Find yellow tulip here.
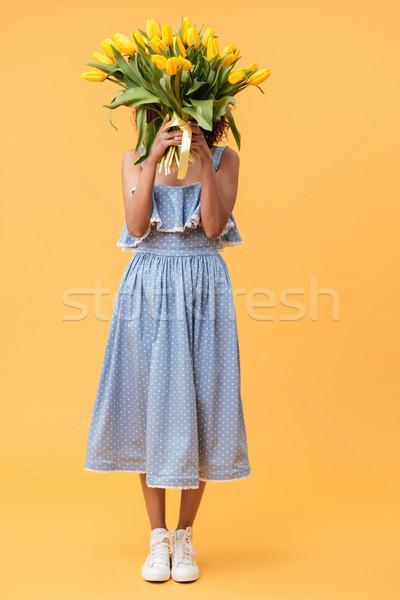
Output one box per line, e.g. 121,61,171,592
181,58,192,71
248,68,271,85
187,27,200,49
149,36,167,53
181,17,190,45
221,44,235,57
175,55,192,70
80,70,106,82
228,68,246,84
201,28,214,47
166,57,180,75
92,52,114,65
115,35,136,55
246,62,258,72
113,33,128,41
132,32,146,50
100,38,119,59
112,33,132,42
151,54,168,70
173,35,187,58
206,36,219,60
161,24,173,46
146,19,161,39
221,44,240,67
129,36,138,53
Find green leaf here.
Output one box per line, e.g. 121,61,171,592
135,116,163,165
177,17,184,41
217,81,238,96
135,106,147,152
106,89,126,131
225,105,241,150
218,62,236,88
202,55,210,80
186,78,208,96
135,52,154,83
103,86,159,109
85,62,122,77
150,74,175,111
128,53,156,93
110,45,139,85
173,68,182,103
159,77,181,114
215,62,233,88
182,98,213,130
213,96,236,120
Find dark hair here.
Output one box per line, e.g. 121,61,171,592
130,105,234,147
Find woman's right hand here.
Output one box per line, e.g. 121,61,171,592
147,113,183,164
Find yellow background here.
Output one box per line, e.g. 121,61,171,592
1,1,400,598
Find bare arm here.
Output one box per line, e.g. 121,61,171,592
121,114,183,238
121,148,157,238
200,147,239,238
188,120,240,239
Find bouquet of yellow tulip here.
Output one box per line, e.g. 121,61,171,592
80,16,271,179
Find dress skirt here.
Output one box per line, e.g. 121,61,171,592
84,190,251,490
85,239,250,488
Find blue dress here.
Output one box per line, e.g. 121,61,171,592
84,145,251,489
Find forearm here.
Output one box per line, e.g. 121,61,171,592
125,157,158,238
199,157,230,238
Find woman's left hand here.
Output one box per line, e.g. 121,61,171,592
188,120,213,162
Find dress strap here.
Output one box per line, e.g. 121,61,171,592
212,146,227,171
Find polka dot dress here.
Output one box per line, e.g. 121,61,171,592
84,146,251,489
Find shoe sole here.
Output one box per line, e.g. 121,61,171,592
171,571,200,582
141,569,170,582
142,574,170,582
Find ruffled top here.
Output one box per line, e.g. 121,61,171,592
117,145,243,253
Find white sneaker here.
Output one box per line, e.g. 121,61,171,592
141,527,172,582
171,526,200,582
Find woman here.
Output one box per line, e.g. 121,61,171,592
84,108,251,583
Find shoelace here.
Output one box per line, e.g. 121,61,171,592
145,533,171,567
171,527,197,566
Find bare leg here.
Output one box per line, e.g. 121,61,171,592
139,473,167,530
176,481,207,529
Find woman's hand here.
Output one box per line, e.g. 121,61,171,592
188,120,213,162
147,113,183,164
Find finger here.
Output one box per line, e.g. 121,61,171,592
164,131,183,138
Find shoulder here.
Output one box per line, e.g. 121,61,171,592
219,146,240,171
122,147,142,165
220,145,239,163
121,148,143,176
121,147,143,192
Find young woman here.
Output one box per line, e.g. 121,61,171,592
84,108,251,583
